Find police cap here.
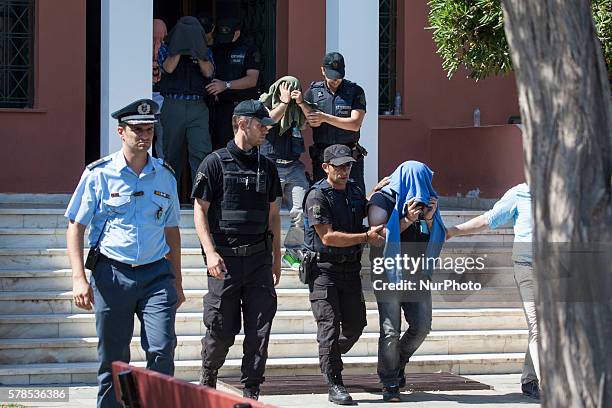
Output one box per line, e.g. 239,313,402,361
215,16,240,44
233,99,275,126
322,52,345,80
323,144,356,166
111,99,158,124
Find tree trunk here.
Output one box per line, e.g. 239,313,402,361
500,1,612,407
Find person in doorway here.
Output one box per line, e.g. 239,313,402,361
158,16,214,188
207,16,262,150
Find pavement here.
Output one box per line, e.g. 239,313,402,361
0,374,540,407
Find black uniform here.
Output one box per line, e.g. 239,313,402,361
303,178,368,376
210,39,262,150
304,79,367,192
192,140,281,387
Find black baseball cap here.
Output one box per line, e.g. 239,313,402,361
323,144,356,166
111,99,158,124
233,100,275,126
322,52,345,79
215,17,240,44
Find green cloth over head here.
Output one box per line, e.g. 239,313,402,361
259,76,309,136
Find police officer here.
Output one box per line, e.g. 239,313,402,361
192,100,282,400
65,99,185,408
207,16,262,150
303,144,385,405
297,52,367,193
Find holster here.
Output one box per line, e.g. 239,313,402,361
352,142,368,160
299,250,316,285
85,246,101,270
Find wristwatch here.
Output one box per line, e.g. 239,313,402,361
225,81,231,90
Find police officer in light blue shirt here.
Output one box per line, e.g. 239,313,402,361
446,182,541,400
65,98,184,408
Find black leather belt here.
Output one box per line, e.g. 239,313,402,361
99,253,163,269
215,239,268,257
316,251,362,264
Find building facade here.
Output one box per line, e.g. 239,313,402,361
0,0,524,198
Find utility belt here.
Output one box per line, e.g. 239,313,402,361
309,142,368,163
299,250,362,284
214,233,272,257
97,253,164,269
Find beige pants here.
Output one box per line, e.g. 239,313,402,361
514,263,540,384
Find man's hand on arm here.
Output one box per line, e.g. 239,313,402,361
445,214,490,240
314,224,384,248
164,226,185,308
162,54,181,74
194,198,227,280
66,220,94,310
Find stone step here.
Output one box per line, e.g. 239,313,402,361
0,330,528,366
0,208,492,230
0,245,515,269
0,266,517,291
0,308,527,339
0,284,522,315
0,353,525,385
0,226,514,248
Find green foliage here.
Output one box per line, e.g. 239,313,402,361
428,0,612,80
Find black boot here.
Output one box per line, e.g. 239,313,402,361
199,368,218,388
327,373,354,405
243,385,260,400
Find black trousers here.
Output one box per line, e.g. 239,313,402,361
311,144,365,193
201,250,277,386
309,261,367,375
210,100,239,151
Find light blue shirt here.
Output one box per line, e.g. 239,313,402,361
484,183,533,263
65,151,181,264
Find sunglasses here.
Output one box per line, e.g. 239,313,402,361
329,162,353,171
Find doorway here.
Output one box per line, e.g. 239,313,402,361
154,0,277,203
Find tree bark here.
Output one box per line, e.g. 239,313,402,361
500,1,612,407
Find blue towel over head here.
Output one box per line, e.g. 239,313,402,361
380,161,445,282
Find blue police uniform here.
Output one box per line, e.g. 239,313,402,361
65,99,181,408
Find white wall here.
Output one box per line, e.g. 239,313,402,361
326,0,379,191
100,0,153,155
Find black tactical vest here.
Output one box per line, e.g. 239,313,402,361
309,80,361,145
303,179,366,255
159,56,210,96
210,148,269,235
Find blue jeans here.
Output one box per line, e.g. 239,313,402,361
275,161,309,251
376,291,432,387
91,257,178,408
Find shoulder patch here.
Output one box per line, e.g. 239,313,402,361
311,204,322,219
161,160,175,174
86,156,112,170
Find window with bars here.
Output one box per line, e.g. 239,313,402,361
379,0,397,114
0,0,34,108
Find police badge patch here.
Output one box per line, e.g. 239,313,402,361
311,204,322,219
194,171,206,186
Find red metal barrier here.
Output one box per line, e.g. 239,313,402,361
112,362,276,408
